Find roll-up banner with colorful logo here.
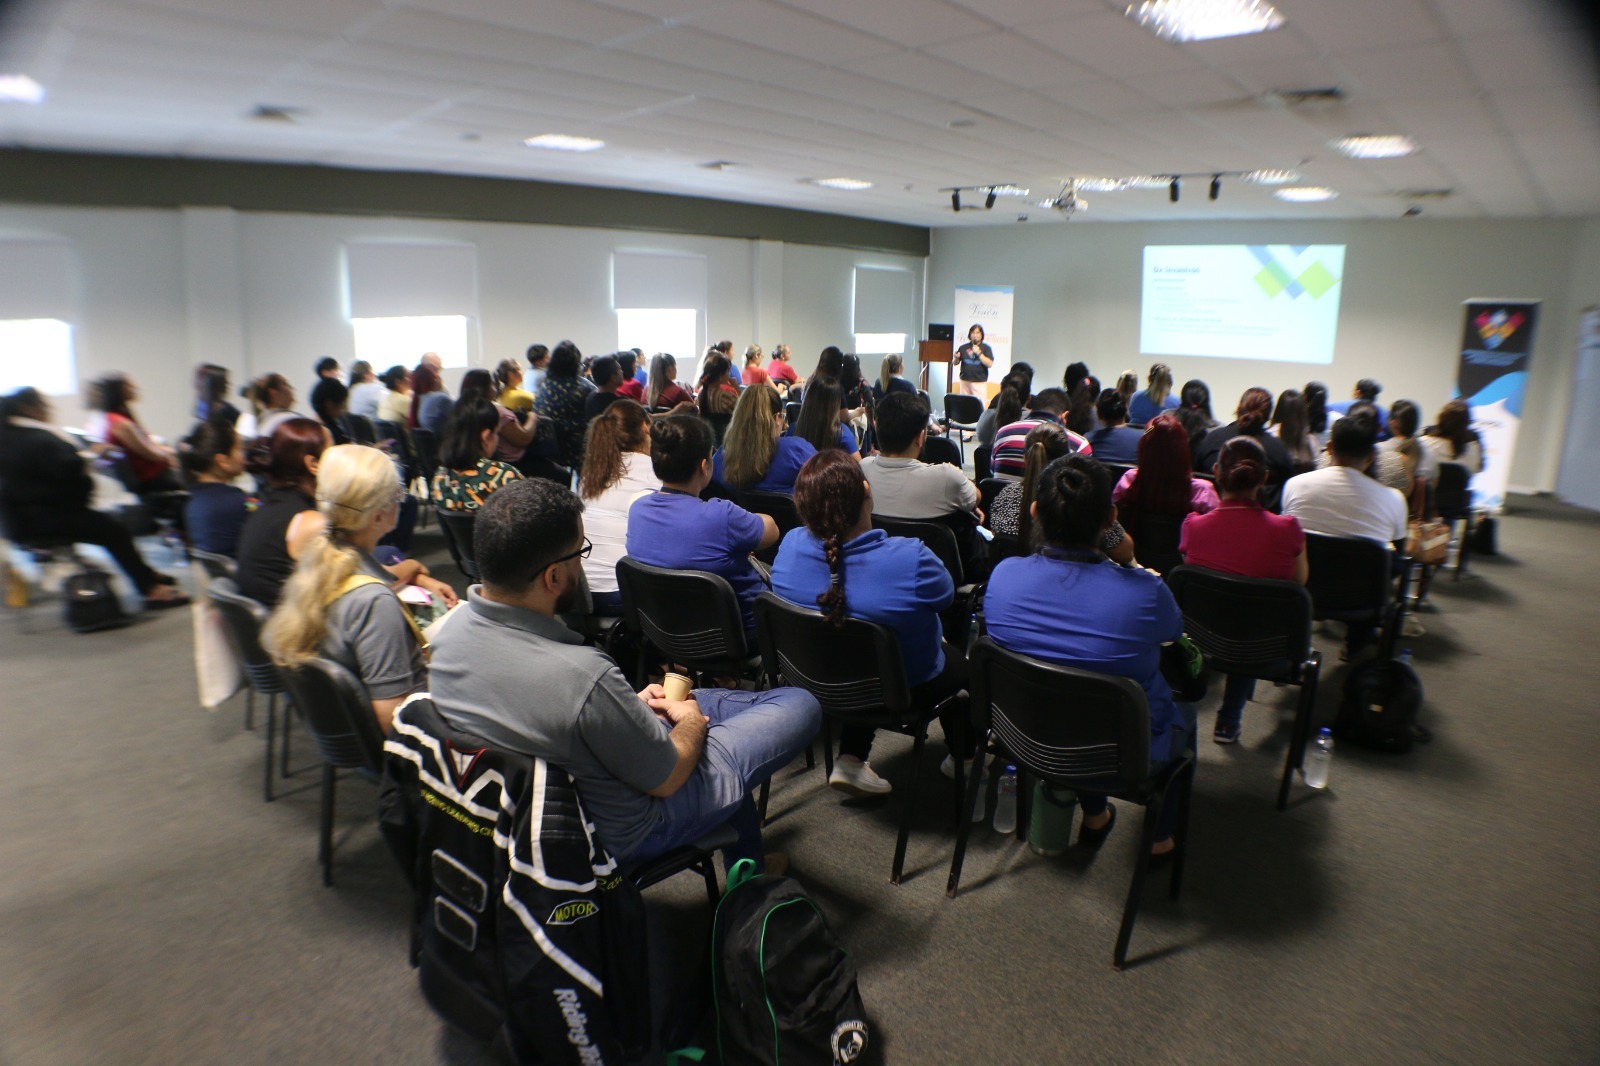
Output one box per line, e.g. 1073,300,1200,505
1458,299,1538,511
953,284,1015,390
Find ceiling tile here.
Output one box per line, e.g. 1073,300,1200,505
611,25,819,82
393,0,657,43
691,2,899,65
1024,11,1202,78
921,31,1104,90
357,9,578,65
1272,0,1446,51
775,0,992,49
1333,43,1478,100
1453,30,1599,93
841,47,1011,98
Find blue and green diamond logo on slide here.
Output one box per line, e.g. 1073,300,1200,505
1249,246,1339,299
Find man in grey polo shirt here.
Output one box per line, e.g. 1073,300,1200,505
861,392,982,523
427,478,819,873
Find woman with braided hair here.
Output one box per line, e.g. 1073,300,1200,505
770,450,972,797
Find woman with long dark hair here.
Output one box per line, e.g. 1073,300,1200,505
988,422,1135,564
985,454,1195,860
408,363,453,438
461,367,538,470
1174,379,1218,458
193,363,239,427
791,380,860,459
86,373,182,496
1113,415,1219,525
532,340,589,469
1179,436,1308,744
1420,399,1483,475
235,418,332,605
645,353,694,410
1269,389,1316,467
1303,381,1330,454
430,396,524,513
1193,387,1295,493
310,377,351,446
771,450,971,795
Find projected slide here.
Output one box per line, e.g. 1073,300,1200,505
1140,245,1346,364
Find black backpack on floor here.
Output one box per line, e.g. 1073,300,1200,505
64,565,132,633
1336,658,1423,753
711,860,869,1066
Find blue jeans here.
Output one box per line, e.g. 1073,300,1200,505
630,686,821,871
1078,702,1196,842
1215,674,1257,730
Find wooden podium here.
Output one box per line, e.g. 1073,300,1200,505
918,338,954,393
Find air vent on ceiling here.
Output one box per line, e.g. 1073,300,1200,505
948,118,977,129
1264,87,1345,106
699,160,741,170
249,105,306,123
1400,188,1454,200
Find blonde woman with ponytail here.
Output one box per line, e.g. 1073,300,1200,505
988,423,1136,564
577,399,660,615
263,444,429,734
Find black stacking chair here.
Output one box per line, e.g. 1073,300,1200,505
943,394,984,465
946,638,1195,970
1304,533,1406,660
1099,461,1135,488
755,592,961,884
738,490,801,565
410,429,440,525
1166,566,1323,810
973,444,993,481
347,414,377,445
1433,462,1473,580
784,402,801,426
918,435,962,468
189,548,235,581
435,508,480,581
615,557,760,686
872,514,978,643
1130,512,1185,575
277,657,387,886
208,578,292,801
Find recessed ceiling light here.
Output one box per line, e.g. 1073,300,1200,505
1242,168,1301,185
0,74,45,104
1126,175,1174,190
1076,178,1130,192
809,177,873,191
523,134,605,152
1331,134,1418,159
1126,0,1284,42
1275,186,1338,202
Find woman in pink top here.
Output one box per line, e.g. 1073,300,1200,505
1112,415,1219,539
1179,436,1308,744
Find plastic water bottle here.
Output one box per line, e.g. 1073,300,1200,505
1303,728,1334,789
993,765,1019,834
1398,648,1413,667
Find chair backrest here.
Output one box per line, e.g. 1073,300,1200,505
753,592,911,720
737,490,801,536
375,418,407,449
189,548,236,580
969,637,1150,786
944,393,984,425
1130,511,1185,575
973,444,992,480
207,577,283,693
616,556,749,666
918,435,962,467
1303,532,1393,621
1099,461,1134,487
435,508,480,581
871,514,965,586
784,402,801,426
978,478,1008,526
347,414,377,445
1434,461,1472,517
278,656,387,772
411,428,441,483
1166,565,1313,680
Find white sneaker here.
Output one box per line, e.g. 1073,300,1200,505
829,757,892,797
939,753,987,783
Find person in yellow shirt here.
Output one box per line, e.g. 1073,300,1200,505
495,359,535,415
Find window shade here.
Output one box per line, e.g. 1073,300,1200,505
613,251,707,309
853,266,913,334
0,239,75,321
345,241,478,319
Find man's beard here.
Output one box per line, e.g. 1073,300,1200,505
554,583,579,615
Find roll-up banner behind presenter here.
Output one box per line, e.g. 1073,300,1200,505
953,285,1014,402
1457,299,1538,512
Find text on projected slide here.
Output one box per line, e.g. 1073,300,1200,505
1139,245,1346,364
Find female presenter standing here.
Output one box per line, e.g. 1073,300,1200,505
956,324,994,398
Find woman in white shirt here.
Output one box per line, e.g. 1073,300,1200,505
1420,399,1483,476
577,399,661,615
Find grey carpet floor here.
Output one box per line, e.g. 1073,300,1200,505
2,496,1597,1065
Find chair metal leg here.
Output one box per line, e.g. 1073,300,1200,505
700,856,720,905
1113,795,1163,970
890,730,927,885
946,730,990,898
1014,766,1030,842
280,701,292,778
263,693,277,803
757,778,770,826
1279,673,1319,812
950,755,965,826
804,742,815,771
1169,761,1196,901
820,718,834,780
245,689,255,731
320,763,337,887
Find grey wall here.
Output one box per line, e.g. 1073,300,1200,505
927,217,1598,492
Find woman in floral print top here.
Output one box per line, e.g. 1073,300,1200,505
431,396,525,512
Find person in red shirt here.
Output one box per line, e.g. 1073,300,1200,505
616,351,646,402
1179,435,1308,744
741,344,771,387
767,343,799,390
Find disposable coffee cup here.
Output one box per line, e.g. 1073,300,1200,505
662,672,693,702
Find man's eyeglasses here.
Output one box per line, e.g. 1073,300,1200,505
544,538,592,569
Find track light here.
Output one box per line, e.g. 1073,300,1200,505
985,188,997,209
951,190,961,212
1169,177,1180,202
1210,174,1221,201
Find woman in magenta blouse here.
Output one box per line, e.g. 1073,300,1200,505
1178,436,1308,744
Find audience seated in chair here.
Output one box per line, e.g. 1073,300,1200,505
375,365,413,426
984,454,1196,861
262,444,429,736
626,414,778,636
0,387,189,610
1193,387,1295,492
1179,436,1308,744
408,363,454,440
989,387,1087,479
990,423,1135,565
310,377,352,446
578,400,660,617
862,392,983,526
1084,388,1145,466
790,379,860,459
532,341,590,471
770,450,973,797
428,478,820,874
712,383,815,495
429,395,524,513
85,374,187,520
1112,415,1219,561
181,417,250,557
1281,415,1409,657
